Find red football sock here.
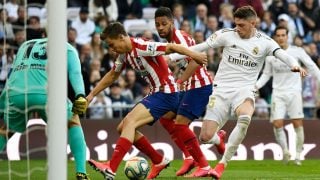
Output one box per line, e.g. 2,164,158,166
110,137,132,172
160,117,191,158
174,124,208,168
134,136,163,164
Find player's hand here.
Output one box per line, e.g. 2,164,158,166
163,55,170,63
291,66,307,77
191,52,207,66
176,79,186,91
72,95,88,115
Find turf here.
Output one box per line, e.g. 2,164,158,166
0,159,320,179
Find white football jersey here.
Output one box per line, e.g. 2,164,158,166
257,45,320,92
206,29,280,88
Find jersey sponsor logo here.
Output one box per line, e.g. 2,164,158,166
228,53,257,67
13,63,28,72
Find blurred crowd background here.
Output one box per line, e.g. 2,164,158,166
0,0,320,120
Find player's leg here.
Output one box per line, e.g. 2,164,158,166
200,92,228,154
66,100,88,179
159,111,195,176
221,99,254,164
159,91,192,162
159,111,192,158
0,95,29,151
273,119,290,163
0,126,14,152
89,103,155,178
210,89,255,179
116,121,163,166
292,119,304,165
200,120,226,154
288,92,304,165
173,85,213,177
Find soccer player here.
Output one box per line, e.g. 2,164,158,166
255,26,320,166
0,38,89,180
168,6,307,179
154,7,226,177
86,22,207,180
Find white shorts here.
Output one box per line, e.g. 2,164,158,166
270,90,304,121
203,86,255,126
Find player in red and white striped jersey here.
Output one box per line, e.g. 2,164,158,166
86,22,207,180
154,7,226,177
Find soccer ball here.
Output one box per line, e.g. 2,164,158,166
124,156,150,180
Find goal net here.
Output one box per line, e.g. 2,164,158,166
0,1,67,180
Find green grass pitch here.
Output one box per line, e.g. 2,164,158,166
0,159,320,179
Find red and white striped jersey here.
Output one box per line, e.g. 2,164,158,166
171,28,212,90
112,38,177,94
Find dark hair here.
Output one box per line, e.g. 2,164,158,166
233,5,257,20
100,22,127,40
273,26,289,36
155,7,173,19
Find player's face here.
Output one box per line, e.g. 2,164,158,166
155,16,173,39
273,29,288,48
234,17,256,39
105,35,128,54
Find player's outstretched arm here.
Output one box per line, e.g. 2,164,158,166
165,43,208,65
168,42,209,63
86,69,121,103
274,49,307,77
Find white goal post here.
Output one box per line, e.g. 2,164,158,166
47,0,67,180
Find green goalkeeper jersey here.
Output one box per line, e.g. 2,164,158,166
5,38,85,97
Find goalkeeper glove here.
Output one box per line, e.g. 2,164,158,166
72,95,88,115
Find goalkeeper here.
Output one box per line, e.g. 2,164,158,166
0,38,89,180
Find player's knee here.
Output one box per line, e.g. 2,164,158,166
122,117,136,128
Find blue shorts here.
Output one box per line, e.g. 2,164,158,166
140,92,179,125
178,84,213,121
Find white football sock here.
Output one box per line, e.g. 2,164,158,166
294,126,304,160
220,115,251,164
273,127,289,152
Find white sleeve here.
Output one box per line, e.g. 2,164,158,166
299,48,320,82
274,49,300,68
168,42,210,62
256,57,272,89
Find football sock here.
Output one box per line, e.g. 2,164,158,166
110,137,132,172
134,136,162,164
273,127,289,152
294,126,304,159
159,117,191,158
173,124,208,168
0,135,7,152
221,115,251,164
68,126,87,174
